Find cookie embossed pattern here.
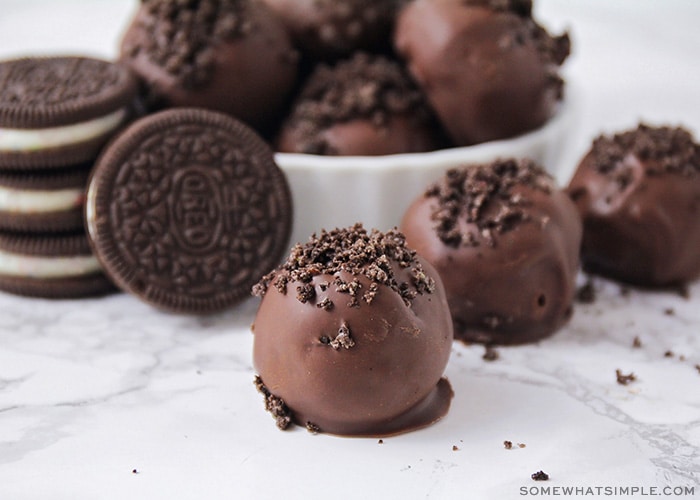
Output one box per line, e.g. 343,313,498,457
86,108,292,314
0,1,699,500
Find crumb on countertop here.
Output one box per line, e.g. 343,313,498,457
616,369,637,385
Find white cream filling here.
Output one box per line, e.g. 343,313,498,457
0,108,126,152
84,180,97,243
0,185,84,213
0,249,101,279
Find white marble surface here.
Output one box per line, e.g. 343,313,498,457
0,1,699,499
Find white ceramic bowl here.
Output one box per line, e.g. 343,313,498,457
275,85,580,247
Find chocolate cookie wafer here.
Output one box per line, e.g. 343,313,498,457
0,165,90,232
86,108,293,314
0,231,114,298
0,56,138,169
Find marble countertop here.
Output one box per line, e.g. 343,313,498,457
0,1,699,499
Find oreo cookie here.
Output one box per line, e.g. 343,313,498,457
0,231,114,299
86,108,293,314
0,56,138,169
0,166,90,232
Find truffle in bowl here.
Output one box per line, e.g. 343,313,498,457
275,83,579,247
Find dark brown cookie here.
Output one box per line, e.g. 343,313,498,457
0,165,91,233
85,108,293,314
0,56,138,169
0,231,114,299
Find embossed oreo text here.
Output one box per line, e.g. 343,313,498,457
110,123,288,296
171,167,222,253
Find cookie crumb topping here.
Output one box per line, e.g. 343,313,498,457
320,322,356,350
253,223,435,308
425,159,553,247
254,375,292,430
283,53,436,155
590,123,700,178
463,0,570,66
297,0,396,55
124,0,253,89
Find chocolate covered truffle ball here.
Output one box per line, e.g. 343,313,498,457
401,159,582,345
567,124,700,287
260,0,397,61
120,0,298,133
276,53,445,155
394,0,570,146
252,224,453,436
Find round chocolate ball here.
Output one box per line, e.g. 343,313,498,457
394,0,570,146
252,225,453,436
401,159,582,345
260,0,397,61
567,124,700,287
120,0,298,134
276,53,445,155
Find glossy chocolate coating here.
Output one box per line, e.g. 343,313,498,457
567,125,700,287
260,0,396,61
252,226,453,436
394,0,569,146
401,161,582,345
119,0,298,134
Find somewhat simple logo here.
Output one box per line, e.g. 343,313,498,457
170,167,222,253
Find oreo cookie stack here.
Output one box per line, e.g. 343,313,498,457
0,56,138,298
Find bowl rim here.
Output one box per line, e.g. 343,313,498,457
274,82,579,172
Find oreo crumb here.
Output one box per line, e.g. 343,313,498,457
452,445,460,451
576,279,596,304
254,375,292,430
316,297,333,311
255,224,436,308
123,0,253,89
664,350,675,358
482,345,500,362
504,440,513,449
282,53,437,155
425,159,553,247
615,369,637,386
329,322,355,350
632,336,642,348
531,470,550,481
590,124,700,180
378,439,384,444
306,422,321,434
132,469,139,474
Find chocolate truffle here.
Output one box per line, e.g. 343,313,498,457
120,0,298,133
394,0,570,146
401,159,582,345
567,124,700,287
260,0,397,61
252,224,453,436
276,53,445,155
